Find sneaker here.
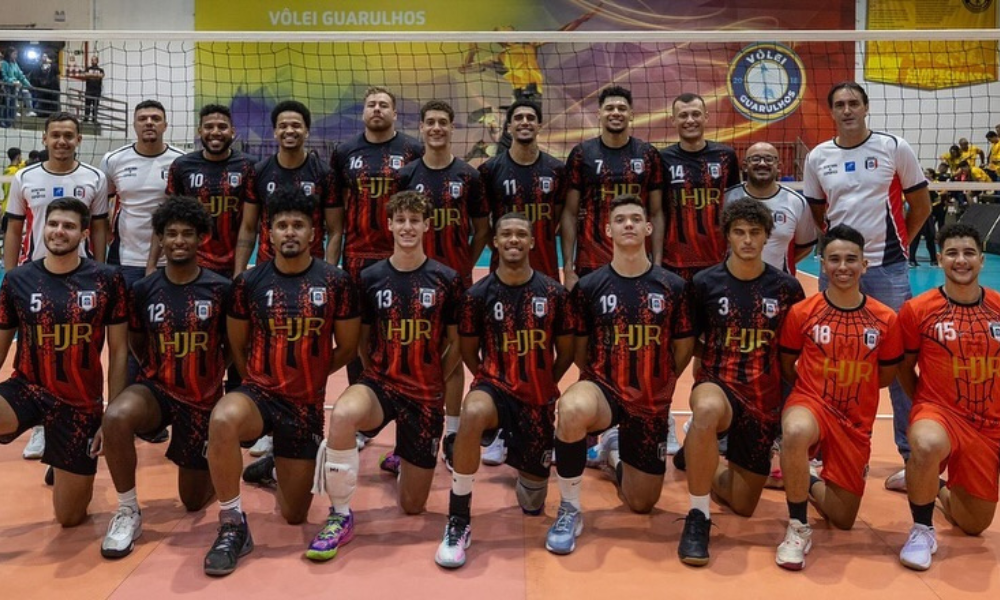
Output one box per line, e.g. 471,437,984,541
44,465,54,486
434,516,472,568
442,432,456,471
22,426,44,459
588,427,619,472
775,519,813,571
672,446,686,472
241,455,276,487
764,467,785,490
101,506,143,558
885,468,907,492
355,432,369,451
678,509,711,566
203,513,254,576
481,432,507,466
305,509,355,562
545,502,584,555
899,524,937,571
667,414,681,455
379,451,400,475
248,435,272,457
149,428,169,444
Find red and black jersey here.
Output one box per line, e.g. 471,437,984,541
252,153,337,263
692,262,805,420
460,271,575,404
229,259,358,406
0,259,128,411
129,269,231,408
332,132,423,261
573,264,693,415
565,136,664,271
479,151,566,279
661,141,741,269
166,150,257,273
360,258,463,406
398,158,488,285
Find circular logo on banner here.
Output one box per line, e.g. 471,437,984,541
727,43,806,123
963,0,992,13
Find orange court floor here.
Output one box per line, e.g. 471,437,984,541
1,271,999,600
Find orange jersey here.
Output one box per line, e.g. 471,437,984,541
899,287,1000,436
779,293,903,435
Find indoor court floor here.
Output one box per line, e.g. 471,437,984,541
1,256,999,600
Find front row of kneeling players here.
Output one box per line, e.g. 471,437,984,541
0,191,996,576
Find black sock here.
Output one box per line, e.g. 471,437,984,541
909,501,935,527
554,437,588,479
787,500,808,523
449,491,472,521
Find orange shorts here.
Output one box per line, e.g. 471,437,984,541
784,392,871,497
910,403,1000,503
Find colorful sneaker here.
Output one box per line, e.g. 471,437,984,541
22,425,44,459
775,519,812,571
248,435,273,457
434,516,472,568
481,432,507,466
900,524,937,571
306,509,355,562
203,512,253,576
545,502,584,555
885,468,907,492
379,451,401,475
101,506,143,558
241,455,276,487
442,433,457,471
765,467,785,489
678,509,711,566
586,427,619,469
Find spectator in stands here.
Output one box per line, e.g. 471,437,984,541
1,47,36,118
984,131,1000,181
32,53,60,118
940,144,962,174
954,159,990,205
908,168,944,268
26,150,41,165
3,146,25,211
957,137,985,169
83,55,104,123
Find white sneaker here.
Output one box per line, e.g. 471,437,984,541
101,506,143,558
667,413,681,455
248,435,272,457
899,524,937,571
885,468,907,492
355,432,370,451
22,426,45,459
27,111,37,117
481,432,506,466
775,519,813,571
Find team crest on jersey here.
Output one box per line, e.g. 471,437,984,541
194,300,212,321
708,163,721,179
762,297,779,318
532,297,548,317
990,322,1000,341
649,293,665,314
449,182,463,199
630,159,645,175
53,186,65,198
309,287,327,306
865,157,878,171
73,186,86,198
78,291,97,311
420,288,436,308
773,211,787,224
539,177,553,193
863,328,880,349
228,173,242,187
300,182,315,196
390,155,404,170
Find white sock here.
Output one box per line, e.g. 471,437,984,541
117,488,139,512
325,447,360,515
690,494,710,519
219,495,242,514
557,475,583,510
446,415,460,435
451,471,474,497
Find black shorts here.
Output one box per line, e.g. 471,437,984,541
236,384,324,460
694,379,779,476
0,378,102,476
591,381,669,476
474,382,554,479
136,380,213,470
358,376,443,470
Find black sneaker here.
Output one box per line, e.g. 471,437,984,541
442,433,456,471
204,513,254,576
137,427,169,444
242,455,276,487
44,465,54,486
672,446,686,472
678,509,711,566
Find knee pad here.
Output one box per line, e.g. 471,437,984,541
515,474,548,515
